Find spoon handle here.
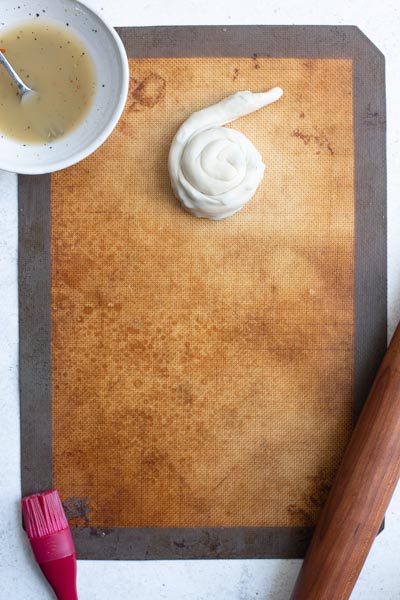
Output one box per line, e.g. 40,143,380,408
0,50,30,95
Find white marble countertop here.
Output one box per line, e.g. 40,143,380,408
1,0,400,598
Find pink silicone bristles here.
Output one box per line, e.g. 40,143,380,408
22,489,68,540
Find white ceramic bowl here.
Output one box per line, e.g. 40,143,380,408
0,0,129,174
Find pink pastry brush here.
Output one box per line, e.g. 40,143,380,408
21,489,78,600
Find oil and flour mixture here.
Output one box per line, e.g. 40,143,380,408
0,21,96,144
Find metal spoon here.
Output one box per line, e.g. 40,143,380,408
0,50,36,101
0,51,63,140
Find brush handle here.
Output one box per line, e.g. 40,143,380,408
39,555,78,600
29,528,78,599
30,530,78,599
290,322,400,600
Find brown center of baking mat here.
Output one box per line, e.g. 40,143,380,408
19,26,386,559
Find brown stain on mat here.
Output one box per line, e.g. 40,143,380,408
252,53,261,69
52,56,354,529
63,497,92,526
287,469,334,526
287,505,314,527
291,128,334,155
117,72,167,135
128,73,166,111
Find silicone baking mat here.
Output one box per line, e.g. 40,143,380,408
19,26,386,559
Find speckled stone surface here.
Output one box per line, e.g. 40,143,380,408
1,0,400,598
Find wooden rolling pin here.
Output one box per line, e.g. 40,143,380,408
290,322,400,600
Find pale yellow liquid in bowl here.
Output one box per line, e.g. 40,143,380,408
0,21,96,144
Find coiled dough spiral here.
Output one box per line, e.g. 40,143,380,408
168,87,283,220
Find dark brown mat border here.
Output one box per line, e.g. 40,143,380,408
19,25,386,559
